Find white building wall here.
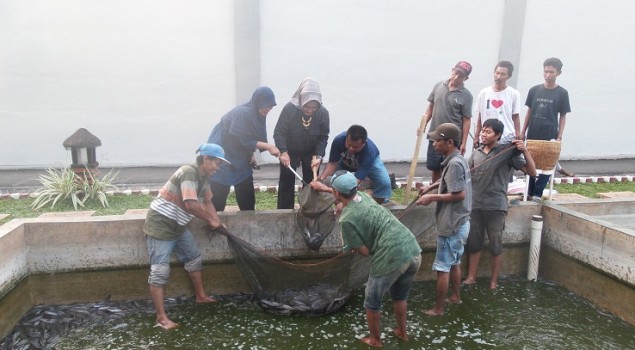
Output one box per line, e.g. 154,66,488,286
0,0,236,167
517,0,635,159
260,0,504,163
1,0,633,167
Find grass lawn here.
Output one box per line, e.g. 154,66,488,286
0,191,285,225
1,182,634,226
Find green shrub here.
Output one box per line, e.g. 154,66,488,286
80,167,119,208
31,167,119,210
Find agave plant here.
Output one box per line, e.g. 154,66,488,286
31,167,119,210
80,168,119,208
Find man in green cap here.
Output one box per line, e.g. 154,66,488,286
311,171,421,347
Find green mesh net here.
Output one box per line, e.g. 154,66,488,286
226,232,370,316
222,194,431,317
295,211,336,251
296,185,337,251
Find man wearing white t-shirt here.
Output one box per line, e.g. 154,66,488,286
473,61,521,148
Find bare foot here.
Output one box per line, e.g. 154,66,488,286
196,295,218,303
393,328,408,341
423,308,444,316
461,277,476,285
489,281,498,290
359,337,382,348
445,296,463,305
154,319,179,330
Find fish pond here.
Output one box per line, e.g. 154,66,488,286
2,276,634,350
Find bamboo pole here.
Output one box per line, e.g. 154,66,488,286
403,115,429,204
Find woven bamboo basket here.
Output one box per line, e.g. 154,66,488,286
526,140,562,170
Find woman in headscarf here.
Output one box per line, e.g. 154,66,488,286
207,86,280,211
273,78,330,209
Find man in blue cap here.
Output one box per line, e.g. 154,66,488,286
311,171,421,347
144,143,230,330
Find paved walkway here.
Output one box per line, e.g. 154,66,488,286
2,158,635,195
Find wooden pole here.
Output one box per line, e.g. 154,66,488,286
403,115,429,204
312,156,318,181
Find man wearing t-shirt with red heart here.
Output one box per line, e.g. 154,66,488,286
474,61,522,147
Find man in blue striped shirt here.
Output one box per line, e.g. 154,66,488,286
143,143,229,330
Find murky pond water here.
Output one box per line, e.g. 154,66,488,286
3,276,634,349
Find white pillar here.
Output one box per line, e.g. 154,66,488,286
527,215,543,281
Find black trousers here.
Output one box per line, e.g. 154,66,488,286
210,175,255,212
527,174,551,198
277,154,317,209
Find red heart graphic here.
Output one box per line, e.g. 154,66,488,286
491,100,504,108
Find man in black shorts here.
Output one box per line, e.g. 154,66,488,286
463,119,536,289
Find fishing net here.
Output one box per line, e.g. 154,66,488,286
297,184,335,217
219,169,437,317
221,197,433,317
223,143,520,317
296,184,336,250
396,201,437,237
226,181,349,316
226,231,370,316
295,211,336,251
469,144,518,195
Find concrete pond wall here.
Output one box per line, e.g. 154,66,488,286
1,200,634,339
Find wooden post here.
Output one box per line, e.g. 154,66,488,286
312,156,318,181
403,115,429,204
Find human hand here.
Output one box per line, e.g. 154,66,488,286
208,217,223,230
249,156,260,170
512,139,526,151
310,157,322,168
279,152,290,167
310,180,329,192
460,143,466,155
416,194,433,206
268,145,281,157
334,202,344,215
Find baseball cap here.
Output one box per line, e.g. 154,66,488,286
196,143,230,164
454,60,472,76
428,123,461,143
328,170,358,195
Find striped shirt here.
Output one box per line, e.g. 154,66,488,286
144,164,210,240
